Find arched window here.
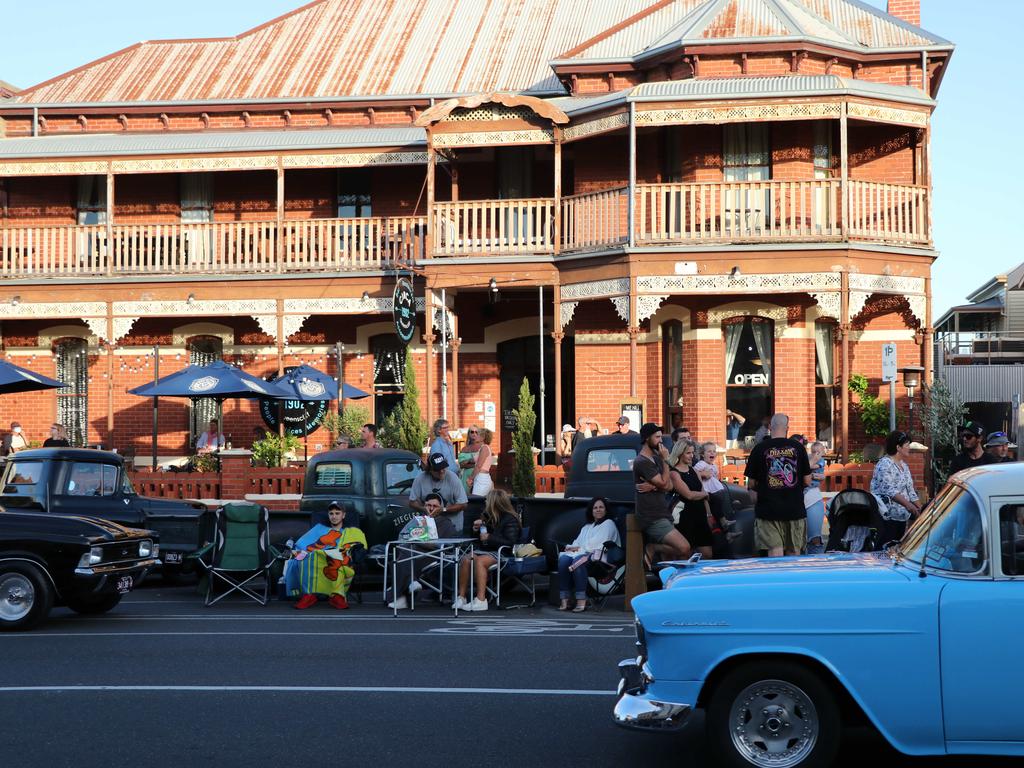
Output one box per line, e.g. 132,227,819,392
55,338,88,447
662,320,683,431
724,317,773,441
187,335,223,446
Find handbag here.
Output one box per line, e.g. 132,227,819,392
513,542,543,558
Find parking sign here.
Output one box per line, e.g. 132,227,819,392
881,343,897,383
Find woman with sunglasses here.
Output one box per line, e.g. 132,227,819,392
457,425,482,491
870,430,922,547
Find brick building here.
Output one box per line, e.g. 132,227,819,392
0,0,952,463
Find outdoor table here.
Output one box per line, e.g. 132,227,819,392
383,537,476,617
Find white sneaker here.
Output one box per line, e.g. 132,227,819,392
453,596,470,611
468,598,489,612
387,596,408,610
408,580,423,594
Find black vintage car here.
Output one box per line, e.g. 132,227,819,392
0,507,160,630
0,449,208,573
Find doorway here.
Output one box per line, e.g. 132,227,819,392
497,335,565,465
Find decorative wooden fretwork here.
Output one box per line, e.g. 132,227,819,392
562,113,629,142
635,102,841,126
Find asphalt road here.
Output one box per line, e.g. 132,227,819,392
0,582,1018,768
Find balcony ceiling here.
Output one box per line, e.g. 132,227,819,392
7,0,950,107
0,126,426,160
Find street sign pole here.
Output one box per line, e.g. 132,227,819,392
881,342,898,433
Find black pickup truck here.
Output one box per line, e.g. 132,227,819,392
0,449,208,573
0,508,160,630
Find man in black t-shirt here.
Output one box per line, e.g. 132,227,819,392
950,421,997,474
744,413,811,557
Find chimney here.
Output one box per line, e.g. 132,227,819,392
887,0,921,27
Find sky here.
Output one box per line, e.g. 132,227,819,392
1,0,1020,321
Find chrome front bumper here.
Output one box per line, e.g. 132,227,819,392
613,659,691,732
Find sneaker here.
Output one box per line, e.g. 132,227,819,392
467,598,489,612
408,580,423,594
387,596,408,610
453,596,471,611
328,594,348,610
294,594,318,610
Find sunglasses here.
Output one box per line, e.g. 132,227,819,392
468,430,479,434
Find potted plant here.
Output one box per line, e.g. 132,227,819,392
321,404,372,447
512,377,537,498
847,373,891,462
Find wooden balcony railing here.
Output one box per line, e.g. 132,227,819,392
433,198,555,255
561,186,629,251
0,216,426,277
847,180,928,245
636,179,843,243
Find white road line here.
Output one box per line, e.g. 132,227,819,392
0,685,615,696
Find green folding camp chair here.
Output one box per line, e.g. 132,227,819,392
194,502,280,606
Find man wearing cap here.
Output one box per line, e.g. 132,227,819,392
615,416,635,435
571,416,600,451
409,452,468,533
633,422,692,565
950,421,997,474
984,431,1014,463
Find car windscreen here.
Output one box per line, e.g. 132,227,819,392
901,484,987,575
2,460,42,489
586,448,636,473
314,462,353,488
385,461,421,495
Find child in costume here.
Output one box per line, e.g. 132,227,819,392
288,501,366,610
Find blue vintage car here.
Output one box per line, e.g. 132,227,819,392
614,463,1024,768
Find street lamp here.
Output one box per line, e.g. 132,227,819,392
900,365,925,438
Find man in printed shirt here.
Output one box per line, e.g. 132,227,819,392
744,413,811,558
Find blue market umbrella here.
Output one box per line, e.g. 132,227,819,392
271,364,371,460
129,360,292,400
129,360,292,470
0,359,65,394
273,364,371,402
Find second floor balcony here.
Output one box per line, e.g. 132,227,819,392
0,178,928,278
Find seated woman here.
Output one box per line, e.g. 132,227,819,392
455,489,521,612
288,501,367,610
556,497,620,612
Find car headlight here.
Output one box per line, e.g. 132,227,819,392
138,540,153,558
77,546,103,568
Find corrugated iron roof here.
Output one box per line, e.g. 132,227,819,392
0,127,426,159
12,0,950,106
13,0,657,105
561,0,950,62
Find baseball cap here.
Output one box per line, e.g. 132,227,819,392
428,452,449,470
985,431,1010,447
639,422,661,442
616,416,630,426
960,421,985,438
327,501,344,511
561,423,574,433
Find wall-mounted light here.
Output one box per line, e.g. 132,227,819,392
186,293,196,305
488,278,500,304
729,266,742,278
361,291,370,301
489,278,498,293
10,295,19,306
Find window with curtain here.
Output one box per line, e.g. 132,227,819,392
188,336,223,447
662,320,683,431
371,334,405,425
55,338,88,447
723,124,770,233
812,121,833,232
725,318,773,439
76,176,107,225
814,321,835,446
180,173,214,223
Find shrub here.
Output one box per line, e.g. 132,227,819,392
379,353,428,454
511,377,537,498
848,373,891,440
321,405,372,446
251,433,301,468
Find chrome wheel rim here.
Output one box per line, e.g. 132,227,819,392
728,679,819,768
0,573,35,622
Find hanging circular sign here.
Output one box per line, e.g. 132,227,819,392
393,277,417,346
260,398,328,438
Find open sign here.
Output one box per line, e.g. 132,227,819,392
733,373,769,386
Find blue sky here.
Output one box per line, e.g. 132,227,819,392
2,0,1019,320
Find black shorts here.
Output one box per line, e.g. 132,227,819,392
677,502,713,549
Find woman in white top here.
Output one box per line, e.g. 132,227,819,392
196,419,225,453
557,497,621,612
468,428,495,496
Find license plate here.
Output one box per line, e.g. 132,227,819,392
116,575,134,594
164,552,182,564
